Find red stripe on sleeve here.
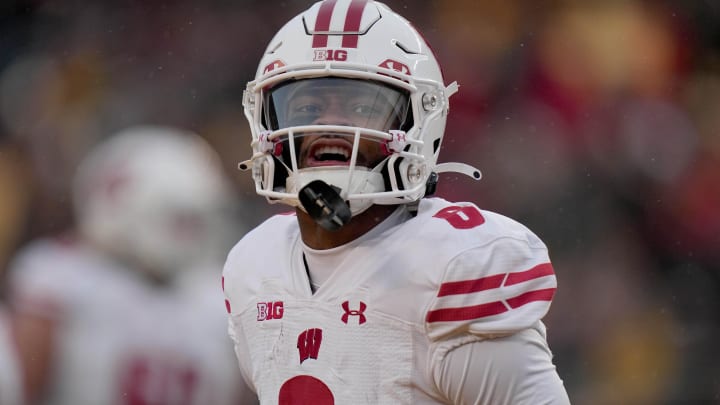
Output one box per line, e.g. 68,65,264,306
437,273,505,297
506,288,556,309
341,0,369,48
504,263,554,286
425,301,508,323
436,262,554,297
312,0,338,48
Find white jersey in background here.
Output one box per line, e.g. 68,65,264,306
223,197,569,404
9,235,255,405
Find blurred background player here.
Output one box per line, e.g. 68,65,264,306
7,126,258,404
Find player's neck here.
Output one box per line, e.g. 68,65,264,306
297,204,397,250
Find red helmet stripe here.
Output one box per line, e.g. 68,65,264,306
341,0,369,48
312,0,338,48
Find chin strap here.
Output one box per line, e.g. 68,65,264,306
434,162,482,180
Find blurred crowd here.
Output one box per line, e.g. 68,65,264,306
0,0,718,404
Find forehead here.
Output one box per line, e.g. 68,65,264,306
280,78,395,99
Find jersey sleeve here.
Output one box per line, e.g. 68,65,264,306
425,231,557,341
431,323,570,404
221,239,261,398
8,238,104,318
7,240,77,319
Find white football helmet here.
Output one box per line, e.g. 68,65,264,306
240,0,480,226
73,126,237,279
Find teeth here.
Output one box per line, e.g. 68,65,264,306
314,146,349,160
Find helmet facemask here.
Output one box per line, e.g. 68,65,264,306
265,78,413,224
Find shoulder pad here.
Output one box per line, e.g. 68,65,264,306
424,228,557,341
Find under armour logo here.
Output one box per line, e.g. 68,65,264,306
382,130,408,155
341,301,367,325
297,328,323,364
258,131,283,156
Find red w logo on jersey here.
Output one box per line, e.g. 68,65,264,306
297,328,323,364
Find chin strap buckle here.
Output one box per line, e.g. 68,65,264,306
381,130,408,155
258,131,283,156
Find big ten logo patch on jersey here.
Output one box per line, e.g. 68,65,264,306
312,49,347,61
297,328,322,364
257,301,284,321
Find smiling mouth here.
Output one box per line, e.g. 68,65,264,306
305,139,355,167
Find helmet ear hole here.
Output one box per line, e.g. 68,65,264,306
381,154,407,193
400,107,414,132
271,155,289,191
381,160,394,192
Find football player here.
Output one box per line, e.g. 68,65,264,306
8,126,258,404
222,1,570,403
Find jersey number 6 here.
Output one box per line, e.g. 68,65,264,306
433,205,485,229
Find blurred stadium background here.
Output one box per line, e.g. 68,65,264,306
0,1,718,403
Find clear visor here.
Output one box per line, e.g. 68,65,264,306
264,78,411,171
265,77,410,132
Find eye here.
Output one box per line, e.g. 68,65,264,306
286,96,324,125
294,103,322,114
350,103,380,117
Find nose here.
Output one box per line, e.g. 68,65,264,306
314,96,352,126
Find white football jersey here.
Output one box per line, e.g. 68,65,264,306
223,197,559,404
9,235,254,405
0,307,22,405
